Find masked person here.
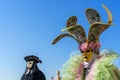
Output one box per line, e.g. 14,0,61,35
52,4,120,80
21,55,46,80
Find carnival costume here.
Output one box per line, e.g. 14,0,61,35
52,4,120,80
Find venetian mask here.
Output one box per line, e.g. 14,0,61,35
26,61,34,69
82,49,93,62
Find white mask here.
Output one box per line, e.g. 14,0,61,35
26,61,34,69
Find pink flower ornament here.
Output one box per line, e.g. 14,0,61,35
79,42,101,51
79,43,88,51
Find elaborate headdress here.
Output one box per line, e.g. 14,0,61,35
52,4,112,54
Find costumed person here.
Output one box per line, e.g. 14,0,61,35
55,70,61,80
21,55,46,80
52,4,120,80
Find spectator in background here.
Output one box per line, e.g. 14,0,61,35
21,55,46,80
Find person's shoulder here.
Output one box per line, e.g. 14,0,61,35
36,70,45,75
34,70,46,80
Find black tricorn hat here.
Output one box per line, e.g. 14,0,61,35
24,55,42,63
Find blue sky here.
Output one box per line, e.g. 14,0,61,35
0,0,120,80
